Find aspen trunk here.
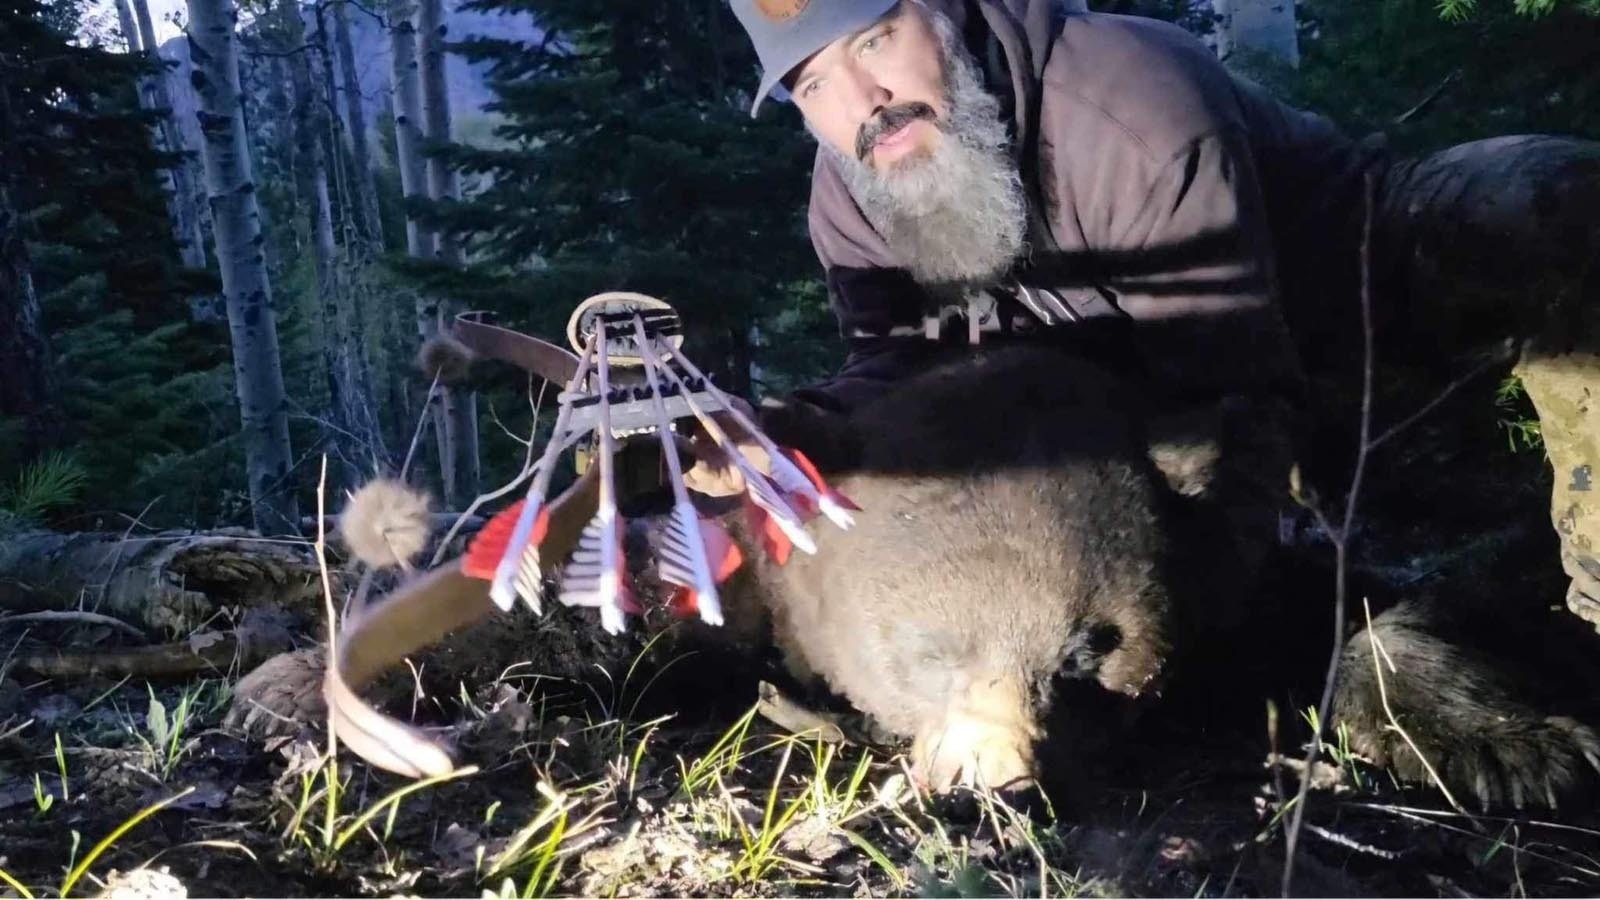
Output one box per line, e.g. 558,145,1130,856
114,0,141,52
185,0,300,535
284,0,389,485
416,0,479,507
389,0,453,499
1212,0,1300,69
333,0,385,247
132,0,210,269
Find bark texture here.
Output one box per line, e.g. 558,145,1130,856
416,0,479,507
185,0,300,535
0,529,325,632
132,0,210,269
333,0,385,247
283,0,389,484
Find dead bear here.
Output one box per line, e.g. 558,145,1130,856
734,342,1600,809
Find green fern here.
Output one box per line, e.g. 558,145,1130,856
1,452,90,521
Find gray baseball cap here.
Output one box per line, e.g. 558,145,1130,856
730,0,901,118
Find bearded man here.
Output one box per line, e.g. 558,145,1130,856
710,0,1600,627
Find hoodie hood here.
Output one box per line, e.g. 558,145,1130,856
921,0,1081,202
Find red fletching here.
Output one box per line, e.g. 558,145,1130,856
462,501,550,581
785,488,819,523
699,517,744,583
667,585,699,619
744,497,792,566
786,448,860,511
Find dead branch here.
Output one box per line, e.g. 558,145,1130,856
12,628,285,679
0,610,146,640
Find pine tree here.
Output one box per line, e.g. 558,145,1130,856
1,0,237,524
422,0,832,416
1262,0,1600,152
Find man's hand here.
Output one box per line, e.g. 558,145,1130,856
682,395,771,498
681,394,855,497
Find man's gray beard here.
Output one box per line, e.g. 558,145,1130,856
819,21,1028,290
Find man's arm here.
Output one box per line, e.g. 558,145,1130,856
788,266,941,413
1093,128,1304,408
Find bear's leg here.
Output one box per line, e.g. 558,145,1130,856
1334,600,1600,810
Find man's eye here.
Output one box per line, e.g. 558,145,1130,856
860,28,892,54
799,79,821,98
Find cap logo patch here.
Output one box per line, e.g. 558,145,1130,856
755,0,809,21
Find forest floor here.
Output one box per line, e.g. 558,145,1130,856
4,372,1600,898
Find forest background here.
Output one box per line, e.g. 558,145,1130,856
2,0,1598,537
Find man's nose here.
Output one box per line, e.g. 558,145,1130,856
839,64,891,122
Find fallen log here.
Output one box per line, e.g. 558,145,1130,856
0,528,328,633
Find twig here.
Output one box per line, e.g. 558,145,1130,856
1282,170,1379,898
0,611,145,640
1344,801,1600,840
400,373,442,483
326,0,387,27
1367,340,1517,453
242,42,317,58
1392,70,1462,126
1361,598,1468,813
427,379,551,568
315,456,341,851
1304,822,1403,860
1278,168,1516,892
1372,806,1600,880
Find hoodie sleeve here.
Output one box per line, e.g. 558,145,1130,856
1092,127,1303,405
786,153,940,413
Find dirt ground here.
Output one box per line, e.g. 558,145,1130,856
4,371,1600,898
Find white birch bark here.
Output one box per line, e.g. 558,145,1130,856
185,0,300,535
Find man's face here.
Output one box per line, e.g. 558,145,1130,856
788,2,948,173
784,0,1027,289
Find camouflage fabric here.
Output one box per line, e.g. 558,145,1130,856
1516,352,1600,628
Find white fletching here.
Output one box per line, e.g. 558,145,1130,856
657,501,724,626
558,512,627,635
737,457,817,556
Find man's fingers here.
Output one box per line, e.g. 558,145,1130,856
679,429,774,498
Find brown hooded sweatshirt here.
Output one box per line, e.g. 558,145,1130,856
792,0,1378,414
